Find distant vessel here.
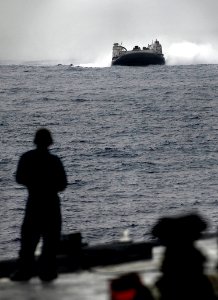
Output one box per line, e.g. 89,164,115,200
112,39,165,66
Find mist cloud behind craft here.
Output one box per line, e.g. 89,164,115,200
0,0,218,66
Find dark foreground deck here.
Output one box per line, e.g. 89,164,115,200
0,234,153,278
0,237,218,300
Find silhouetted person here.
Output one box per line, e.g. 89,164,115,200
152,213,216,300
110,272,154,300
11,128,67,281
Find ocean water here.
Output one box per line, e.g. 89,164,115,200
0,63,218,260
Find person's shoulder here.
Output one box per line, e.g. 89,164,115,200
21,149,36,159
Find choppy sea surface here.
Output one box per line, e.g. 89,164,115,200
1,63,218,260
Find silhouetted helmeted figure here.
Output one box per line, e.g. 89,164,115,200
152,213,216,300
11,128,67,281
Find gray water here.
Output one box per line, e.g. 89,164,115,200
1,64,218,259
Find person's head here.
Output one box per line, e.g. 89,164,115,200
152,213,207,246
34,128,53,149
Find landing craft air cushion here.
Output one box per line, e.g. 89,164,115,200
112,40,165,66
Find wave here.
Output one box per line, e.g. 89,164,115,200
166,41,218,65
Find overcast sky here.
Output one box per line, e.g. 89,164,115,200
0,0,218,65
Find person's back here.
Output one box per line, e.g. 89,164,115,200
16,148,67,196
